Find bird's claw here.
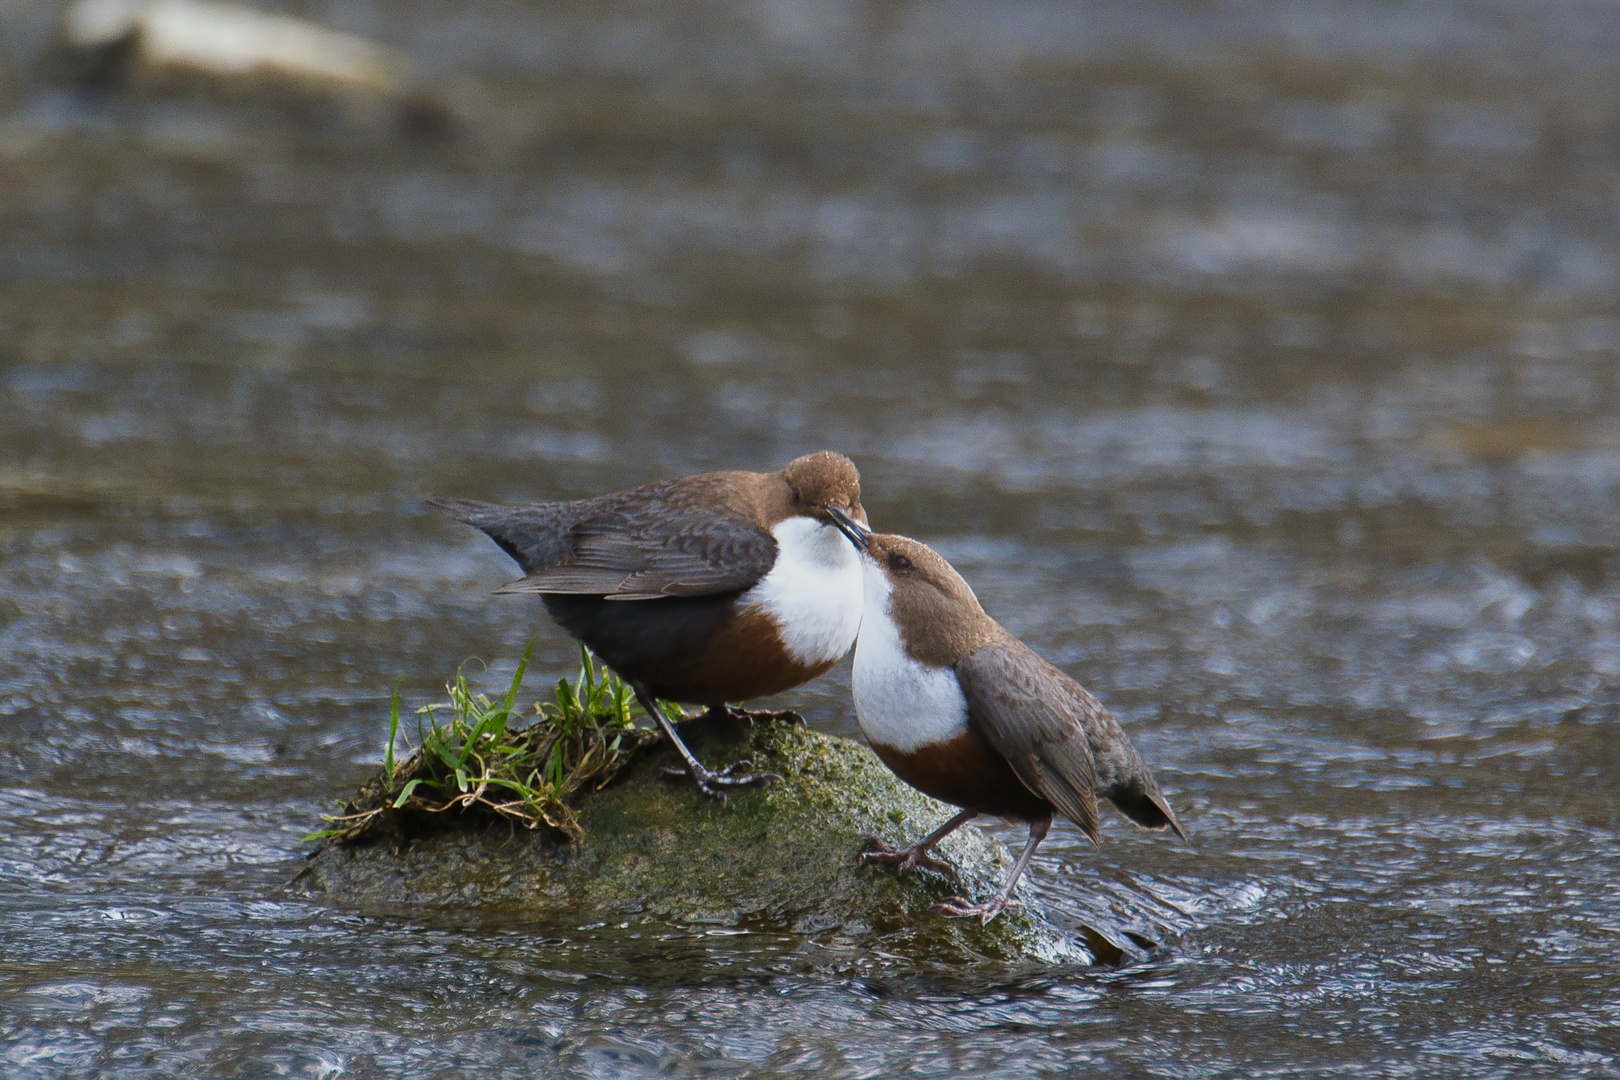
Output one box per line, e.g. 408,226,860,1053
932,895,1020,924
859,836,959,880
661,759,782,802
719,706,806,727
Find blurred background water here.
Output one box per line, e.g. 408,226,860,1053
3,0,1620,1076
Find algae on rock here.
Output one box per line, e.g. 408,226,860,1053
299,712,1085,964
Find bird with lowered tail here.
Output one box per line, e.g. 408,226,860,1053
826,509,1184,921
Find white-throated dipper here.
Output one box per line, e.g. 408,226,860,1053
825,510,1184,921
425,451,868,799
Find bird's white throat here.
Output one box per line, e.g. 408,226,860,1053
739,515,864,667
850,560,971,753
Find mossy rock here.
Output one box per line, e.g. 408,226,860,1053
297,714,1087,964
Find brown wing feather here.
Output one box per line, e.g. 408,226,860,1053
490,508,777,599
954,640,1101,843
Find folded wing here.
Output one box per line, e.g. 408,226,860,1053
956,636,1185,842
423,496,778,600
954,639,1102,843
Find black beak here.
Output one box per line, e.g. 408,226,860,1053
824,505,870,552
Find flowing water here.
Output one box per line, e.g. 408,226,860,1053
3,1,1620,1075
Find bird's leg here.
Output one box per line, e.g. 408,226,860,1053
935,815,1052,924
635,685,781,802
861,808,977,881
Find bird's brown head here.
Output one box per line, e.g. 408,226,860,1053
778,450,868,527
830,527,997,666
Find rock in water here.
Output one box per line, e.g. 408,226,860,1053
65,0,408,89
296,715,1085,964
56,0,455,129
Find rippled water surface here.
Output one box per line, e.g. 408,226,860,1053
4,1,1620,1076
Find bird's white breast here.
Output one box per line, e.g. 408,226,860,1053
739,515,864,667
851,562,971,753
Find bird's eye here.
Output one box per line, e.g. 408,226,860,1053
891,554,912,571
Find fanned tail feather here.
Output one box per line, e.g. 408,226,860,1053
422,495,570,573
1108,784,1187,842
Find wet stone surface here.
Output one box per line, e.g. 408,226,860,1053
299,717,1088,965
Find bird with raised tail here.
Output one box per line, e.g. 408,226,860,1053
826,509,1185,921
425,452,868,799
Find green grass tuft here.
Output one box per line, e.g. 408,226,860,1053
305,643,674,846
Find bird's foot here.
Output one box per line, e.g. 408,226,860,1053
859,836,959,880
660,758,782,802
697,705,750,724
932,895,1020,924
708,705,805,727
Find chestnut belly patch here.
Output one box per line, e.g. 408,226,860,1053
676,605,836,704
541,593,830,705
869,730,1051,820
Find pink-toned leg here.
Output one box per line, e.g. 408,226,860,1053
934,815,1051,924
861,808,978,880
